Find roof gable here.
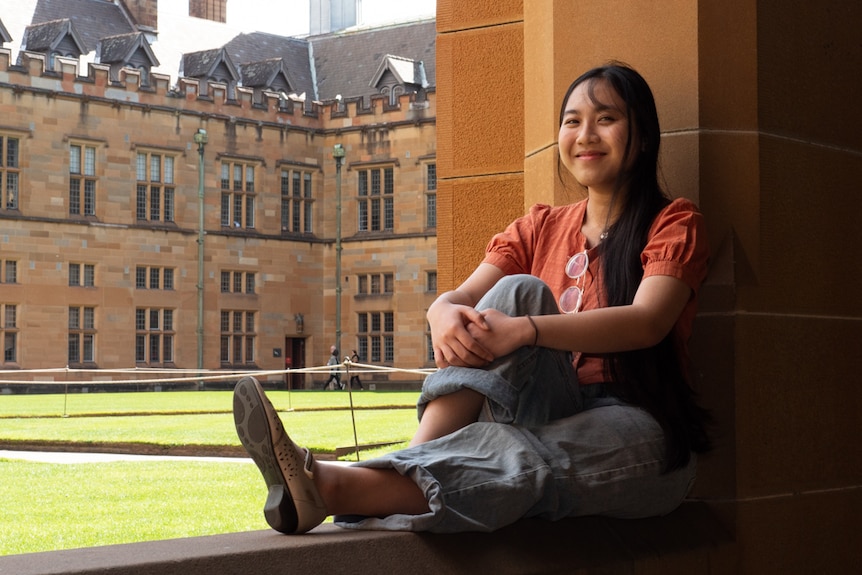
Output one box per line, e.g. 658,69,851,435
0,19,11,45
311,19,436,102
370,54,427,89
22,19,86,57
239,58,295,92
224,32,314,100
180,47,240,83
32,0,135,53
97,32,159,68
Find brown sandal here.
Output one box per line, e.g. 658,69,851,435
233,376,327,534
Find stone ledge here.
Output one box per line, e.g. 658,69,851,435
0,502,736,575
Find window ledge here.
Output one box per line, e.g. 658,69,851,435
0,502,736,575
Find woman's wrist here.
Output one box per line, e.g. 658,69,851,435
428,291,455,320
525,315,539,347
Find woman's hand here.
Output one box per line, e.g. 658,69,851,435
465,309,535,359
427,263,507,368
428,300,494,368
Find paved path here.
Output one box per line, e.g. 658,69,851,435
0,449,253,464
0,450,353,465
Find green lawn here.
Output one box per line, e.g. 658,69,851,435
0,390,420,453
0,410,418,453
0,458,270,556
0,390,419,417
0,390,421,556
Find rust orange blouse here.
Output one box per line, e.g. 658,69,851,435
482,197,709,385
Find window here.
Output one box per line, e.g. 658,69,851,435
381,84,405,107
425,163,437,228
220,160,256,229
1,135,20,210
69,263,95,287
357,311,394,363
280,168,314,234
357,167,394,232
426,271,437,293
69,144,97,216
1,260,17,284
2,304,17,364
220,271,255,294
136,152,175,222
189,0,226,22
426,317,435,364
356,273,394,296
135,308,174,365
220,310,255,364
135,266,174,290
68,306,96,364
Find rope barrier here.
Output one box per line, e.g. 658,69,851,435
1,358,435,462
0,360,436,386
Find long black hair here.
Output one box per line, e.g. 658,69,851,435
559,63,711,471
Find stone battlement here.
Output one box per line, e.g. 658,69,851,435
0,48,434,130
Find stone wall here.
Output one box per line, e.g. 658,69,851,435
0,49,437,385
435,0,862,572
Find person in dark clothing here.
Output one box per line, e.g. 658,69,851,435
348,350,364,390
323,346,342,390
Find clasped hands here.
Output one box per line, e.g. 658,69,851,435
430,305,531,369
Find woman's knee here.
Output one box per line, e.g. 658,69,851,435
478,275,557,315
493,274,548,294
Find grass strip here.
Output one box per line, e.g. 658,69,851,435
0,409,419,454
0,390,421,557
0,458,271,556
0,390,420,418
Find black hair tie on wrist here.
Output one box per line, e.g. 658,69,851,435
525,315,539,347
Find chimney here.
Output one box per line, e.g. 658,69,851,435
120,0,159,30
309,0,358,35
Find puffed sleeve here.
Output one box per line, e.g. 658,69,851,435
482,204,554,275
641,198,709,293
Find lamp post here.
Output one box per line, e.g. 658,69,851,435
194,128,208,389
333,143,345,357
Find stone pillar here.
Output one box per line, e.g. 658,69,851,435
436,0,862,571
435,0,526,290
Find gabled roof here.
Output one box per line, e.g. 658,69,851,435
0,19,12,45
370,54,427,89
21,19,87,56
180,47,240,83
239,58,296,92
223,32,314,100
97,32,159,67
311,19,436,102
32,0,135,53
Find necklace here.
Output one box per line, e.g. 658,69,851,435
599,230,609,241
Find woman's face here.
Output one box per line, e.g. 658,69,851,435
558,79,634,196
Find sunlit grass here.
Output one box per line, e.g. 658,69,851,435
0,390,420,418
0,390,420,453
0,389,423,556
0,458,270,556
0,409,419,453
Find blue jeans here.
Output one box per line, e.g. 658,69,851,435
334,275,696,533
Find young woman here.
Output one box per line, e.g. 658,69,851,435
233,62,711,535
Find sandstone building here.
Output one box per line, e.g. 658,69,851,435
0,2,437,389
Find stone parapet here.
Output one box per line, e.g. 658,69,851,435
0,502,735,575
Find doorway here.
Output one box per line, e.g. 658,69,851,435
284,337,306,390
